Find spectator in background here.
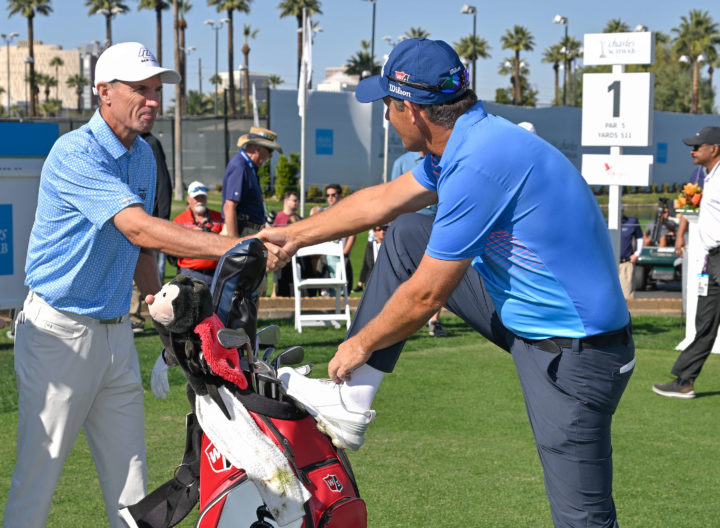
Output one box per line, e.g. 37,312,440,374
644,202,677,248
325,184,355,293
619,211,644,299
221,126,283,297
654,127,720,399
273,191,301,226
172,181,224,286
390,151,447,337
358,225,388,284
272,191,302,297
222,126,282,238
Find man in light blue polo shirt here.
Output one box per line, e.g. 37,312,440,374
261,38,634,527
4,42,289,528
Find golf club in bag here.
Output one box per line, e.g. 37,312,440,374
120,239,366,528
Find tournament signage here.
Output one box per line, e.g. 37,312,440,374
582,154,653,186
0,122,58,310
580,31,655,263
583,31,655,66
581,72,653,147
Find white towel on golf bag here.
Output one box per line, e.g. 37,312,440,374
195,386,311,527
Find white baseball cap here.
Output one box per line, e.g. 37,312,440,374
517,121,537,134
187,181,208,198
93,42,181,95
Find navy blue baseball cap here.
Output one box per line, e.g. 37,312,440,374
356,38,469,105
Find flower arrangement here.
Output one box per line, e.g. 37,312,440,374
675,182,703,211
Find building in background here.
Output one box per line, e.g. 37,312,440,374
317,67,359,92
0,40,101,114
216,70,270,109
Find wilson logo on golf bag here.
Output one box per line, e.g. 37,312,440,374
204,444,232,474
197,410,366,527
322,475,343,493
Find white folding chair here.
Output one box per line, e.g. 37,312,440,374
291,241,352,333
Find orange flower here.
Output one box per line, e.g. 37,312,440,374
677,195,687,207
692,193,702,206
683,182,698,197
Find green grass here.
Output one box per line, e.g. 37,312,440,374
2,315,720,526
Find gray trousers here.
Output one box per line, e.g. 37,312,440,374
348,213,635,528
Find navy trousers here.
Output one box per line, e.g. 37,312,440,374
348,213,635,528
671,250,720,381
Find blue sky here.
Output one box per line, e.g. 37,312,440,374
2,0,719,108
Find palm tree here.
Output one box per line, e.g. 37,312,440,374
453,35,490,92
345,40,380,78
207,0,252,116
672,9,720,113
497,57,534,106
137,0,170,114
177,0,192,115
40,73,57,102
542,43,564,104
186,90,214,115
278,0,323,88
209,73,223,89
39,98,61,117
500,25,534,105
603,18,630,33
264,74,284,89
241,24,259,114
7,0,53,117
453,34,491,82
67,74,89,113
560,35,582,106
404,27,430,39
49,56,63,100
85,0,130,47
707,51,719,95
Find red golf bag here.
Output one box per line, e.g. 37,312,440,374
120,240,367,528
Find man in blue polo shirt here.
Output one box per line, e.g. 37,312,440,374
261,38,634,527
221,126,283,238
4,42,288,528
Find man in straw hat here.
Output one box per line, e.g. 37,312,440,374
221,126,283,239
4,42,289,528
260,37,634,527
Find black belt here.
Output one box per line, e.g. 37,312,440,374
619,258,630,263
99,316,125,324
522,325,630,354
245,221,264,231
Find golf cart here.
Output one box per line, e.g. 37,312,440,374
633,197,682,291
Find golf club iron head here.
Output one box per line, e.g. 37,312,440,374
271,346,305,371
255,325,280,353
262,346,276,363
216,328,251,350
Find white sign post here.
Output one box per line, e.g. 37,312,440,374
581,31,655,262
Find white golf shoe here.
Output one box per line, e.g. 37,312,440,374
278,367,375,451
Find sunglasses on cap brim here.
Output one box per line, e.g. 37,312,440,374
386,69,469,94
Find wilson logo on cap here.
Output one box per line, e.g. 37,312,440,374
389,84,411,97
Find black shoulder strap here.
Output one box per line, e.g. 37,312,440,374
120,413,202,528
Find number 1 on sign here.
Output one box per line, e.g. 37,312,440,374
608,80,620,118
